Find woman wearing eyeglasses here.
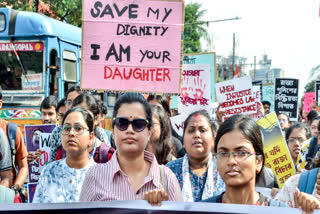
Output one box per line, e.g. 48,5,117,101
80,93,182,204
166,110,224,202
33,107,96,203
278,113,290,131
285,123,310,166
202,114,285,206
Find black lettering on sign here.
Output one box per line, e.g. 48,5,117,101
90,44,100,60
91,1,103,18
147,7,160,19
106,43,131,62
90,3,139,19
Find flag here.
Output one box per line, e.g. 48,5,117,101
233,65,240,78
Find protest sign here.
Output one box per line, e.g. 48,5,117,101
178,64,211,115
262,83,274,112
274,78,299,121
252,80,263,100
0,200,309,214
39,133,52,172
27,183,37,204
170,52,217,109
257,112,295,188
81,0,184,94
25,124,56,203
215,76,256,120
248,86,262,121
303,92,316,113
170,113,188,137
315,80,320,107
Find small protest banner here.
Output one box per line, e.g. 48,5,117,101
170,113,188,137
178,64,211,115
315,80,320,107
81,0,184,94
257,112,295,188
262,83,274,112
252,80,263,100
303,92,316,114
25,124,56,203
215,76,256,120
274,78,299,121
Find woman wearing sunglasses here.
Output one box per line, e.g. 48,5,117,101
80,93,182,204
33,107,95,203
166,110,224,202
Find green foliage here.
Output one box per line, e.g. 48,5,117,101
41,0,82,26
183,3,209,53
304,80,315,93
0,0,33,11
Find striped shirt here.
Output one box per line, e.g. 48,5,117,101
79,151,183,202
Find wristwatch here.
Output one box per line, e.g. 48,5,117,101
11,185,19,195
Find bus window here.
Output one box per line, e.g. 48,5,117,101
0,42,44,91
49,49,58,95
63,50,77,93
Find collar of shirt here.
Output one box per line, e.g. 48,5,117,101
109,150,163,189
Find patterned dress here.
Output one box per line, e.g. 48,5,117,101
166,157,224,202
32,158,95,203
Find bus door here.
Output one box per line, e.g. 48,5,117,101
46,37,60,98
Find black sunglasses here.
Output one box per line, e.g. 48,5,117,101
113,117,149,132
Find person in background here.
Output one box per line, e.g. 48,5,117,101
310,116,320,136
146,105,176,165
33,107,96,203
147,95,185,158
56,98,66,125
0,88,28,198
278,113,290,131
296,121,320,171
28,96,58,163
285,123,311,166
55,93,114,163
80,93,182,204
261,101,271,115
307,110,320,127
40,95,58,124
96,99,112,144
166,110,224,202
203,115,284,206
49,85,82,161
0,128,12,188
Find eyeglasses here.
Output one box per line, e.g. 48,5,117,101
62,124,89,135
288,137,305,144
278,119,287,123
113,117,149,132
215,151,258,161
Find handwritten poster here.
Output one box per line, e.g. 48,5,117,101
170,113,188,137
274,78,299,121
262,84,274,112
215,76,256,120
81,0,184,94
257,112,295,188
25,124,56,203
303,92,316,113
178,64,211,115
252,80,263,100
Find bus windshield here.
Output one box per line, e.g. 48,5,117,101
0,42,44,91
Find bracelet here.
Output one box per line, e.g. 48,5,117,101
10,185,19,194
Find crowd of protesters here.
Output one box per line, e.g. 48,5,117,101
2,87,320,212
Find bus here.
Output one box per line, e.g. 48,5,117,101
0,8,115,131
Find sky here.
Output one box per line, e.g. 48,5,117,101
185,0,320,94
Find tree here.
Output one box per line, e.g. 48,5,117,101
0,0,33,11
41,0,82,26
304,64,320,92
183,3,210,53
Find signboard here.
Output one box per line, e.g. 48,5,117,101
215,76,256,120
178,64,211,115
303,92,316,113
25,124,56,203
262,84,274,112
315,80,320,107
22,74,42,90
0,42,43,52
170,113,188,137
274,78,299,121
81,0,184,94
257,112,295,188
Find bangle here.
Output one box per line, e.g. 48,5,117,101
11,185,19,194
